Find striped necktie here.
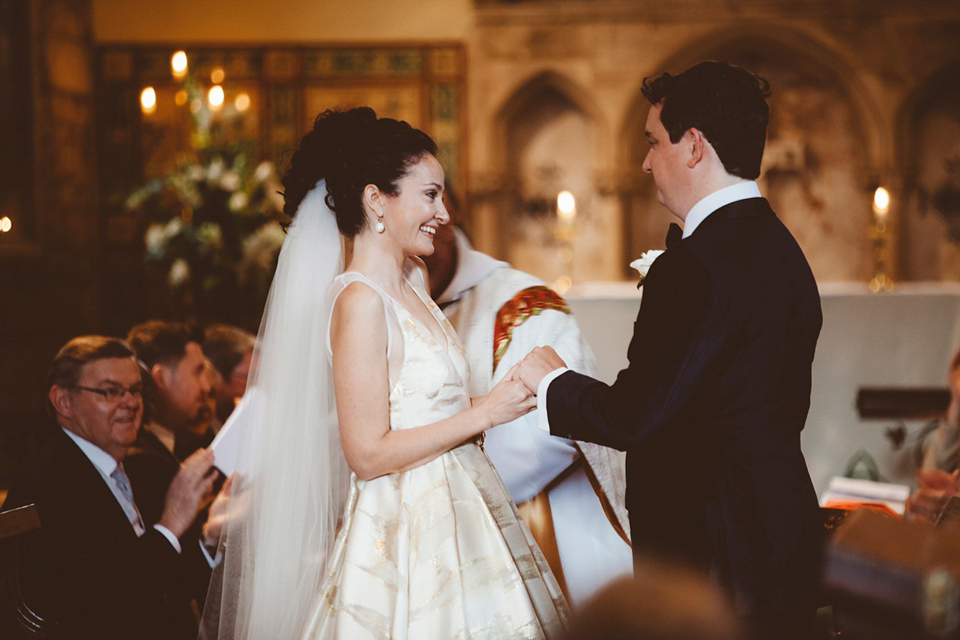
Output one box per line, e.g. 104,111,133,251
111,463,145,534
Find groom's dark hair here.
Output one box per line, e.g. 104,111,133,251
641,60,771,180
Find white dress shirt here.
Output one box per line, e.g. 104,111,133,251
536,181,763,430
681,180,761,238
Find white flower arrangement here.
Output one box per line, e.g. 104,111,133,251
125,143,286,321
629,250,665,288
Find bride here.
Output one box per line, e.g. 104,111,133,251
203,107,569,639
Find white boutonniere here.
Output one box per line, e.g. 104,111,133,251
629,250,664,289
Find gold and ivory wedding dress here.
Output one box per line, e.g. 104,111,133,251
300,267,569,640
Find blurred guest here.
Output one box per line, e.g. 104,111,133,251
562,558,745,640
174,358,219,460
918,345,960,472
203,323,255,426
423,210,632,609
125,320,213,522
2,336,219,640
907,468,960,523
907,346,960,524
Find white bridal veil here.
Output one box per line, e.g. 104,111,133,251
202,181,350,639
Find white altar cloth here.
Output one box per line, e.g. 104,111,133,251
566,281,960,495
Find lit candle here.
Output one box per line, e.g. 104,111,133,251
140,87,157,114
208,85,225,111
873,187,890,225
171,51,188,79
557,191,576,224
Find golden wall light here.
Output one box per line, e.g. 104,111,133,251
235,92,251,112
0,216,12,233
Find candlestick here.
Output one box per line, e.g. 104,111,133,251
869,186,893,292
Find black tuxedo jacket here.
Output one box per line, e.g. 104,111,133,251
548,198,823,634
3,428,199,639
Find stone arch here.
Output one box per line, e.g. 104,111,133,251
476,70,619,285
618,27,885,283
896,59,960,281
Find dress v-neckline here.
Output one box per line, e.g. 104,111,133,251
340,270,449,352
393,284,450,352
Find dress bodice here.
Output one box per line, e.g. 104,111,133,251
327,264,472,432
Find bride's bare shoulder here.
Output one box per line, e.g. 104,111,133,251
332,279,386,327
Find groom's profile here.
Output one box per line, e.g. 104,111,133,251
518,60,823,639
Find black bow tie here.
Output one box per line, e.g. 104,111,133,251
665,223,683,248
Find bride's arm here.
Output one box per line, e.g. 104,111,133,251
331,282,534,481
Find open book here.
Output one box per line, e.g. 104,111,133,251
819,476,910,516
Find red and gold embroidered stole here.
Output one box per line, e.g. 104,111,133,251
492,285,569,372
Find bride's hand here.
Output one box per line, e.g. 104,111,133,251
476,364,537,429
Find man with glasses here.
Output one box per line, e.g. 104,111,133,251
2,335,220,639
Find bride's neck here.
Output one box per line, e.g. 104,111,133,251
348,233,408,294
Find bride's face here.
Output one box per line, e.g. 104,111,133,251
380,154,449,257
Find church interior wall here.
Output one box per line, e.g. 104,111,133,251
3,0,960,487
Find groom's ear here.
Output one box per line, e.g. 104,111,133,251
686,128,707,169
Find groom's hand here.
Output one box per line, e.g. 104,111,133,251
516,346,566,393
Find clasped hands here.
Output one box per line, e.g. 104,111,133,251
475,346,567,427
509,346,567,395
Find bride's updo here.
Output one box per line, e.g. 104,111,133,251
281,107,438,238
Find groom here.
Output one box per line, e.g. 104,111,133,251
517,61,823,638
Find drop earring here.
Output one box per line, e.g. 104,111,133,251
375,214,385,234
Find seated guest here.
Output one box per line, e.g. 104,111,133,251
907,468,960,523
125,320,213,523
2,336,219,640
175,358,219,460
908,345,960,523
562,557,745,640
918,344,960,472
203,323,255,426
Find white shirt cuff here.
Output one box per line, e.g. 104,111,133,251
153,524,182,553
536,367,568,433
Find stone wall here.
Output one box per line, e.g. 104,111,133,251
465,1,960,285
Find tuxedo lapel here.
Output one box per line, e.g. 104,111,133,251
55,431,141,540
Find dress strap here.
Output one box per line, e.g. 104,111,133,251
326,272,398,361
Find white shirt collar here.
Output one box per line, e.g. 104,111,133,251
434,228,507,306
62,427,119,476
144,421,176,454
681,181,762,239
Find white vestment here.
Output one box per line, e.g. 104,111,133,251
436,230,633,609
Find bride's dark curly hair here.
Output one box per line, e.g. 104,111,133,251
281,107,438,238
